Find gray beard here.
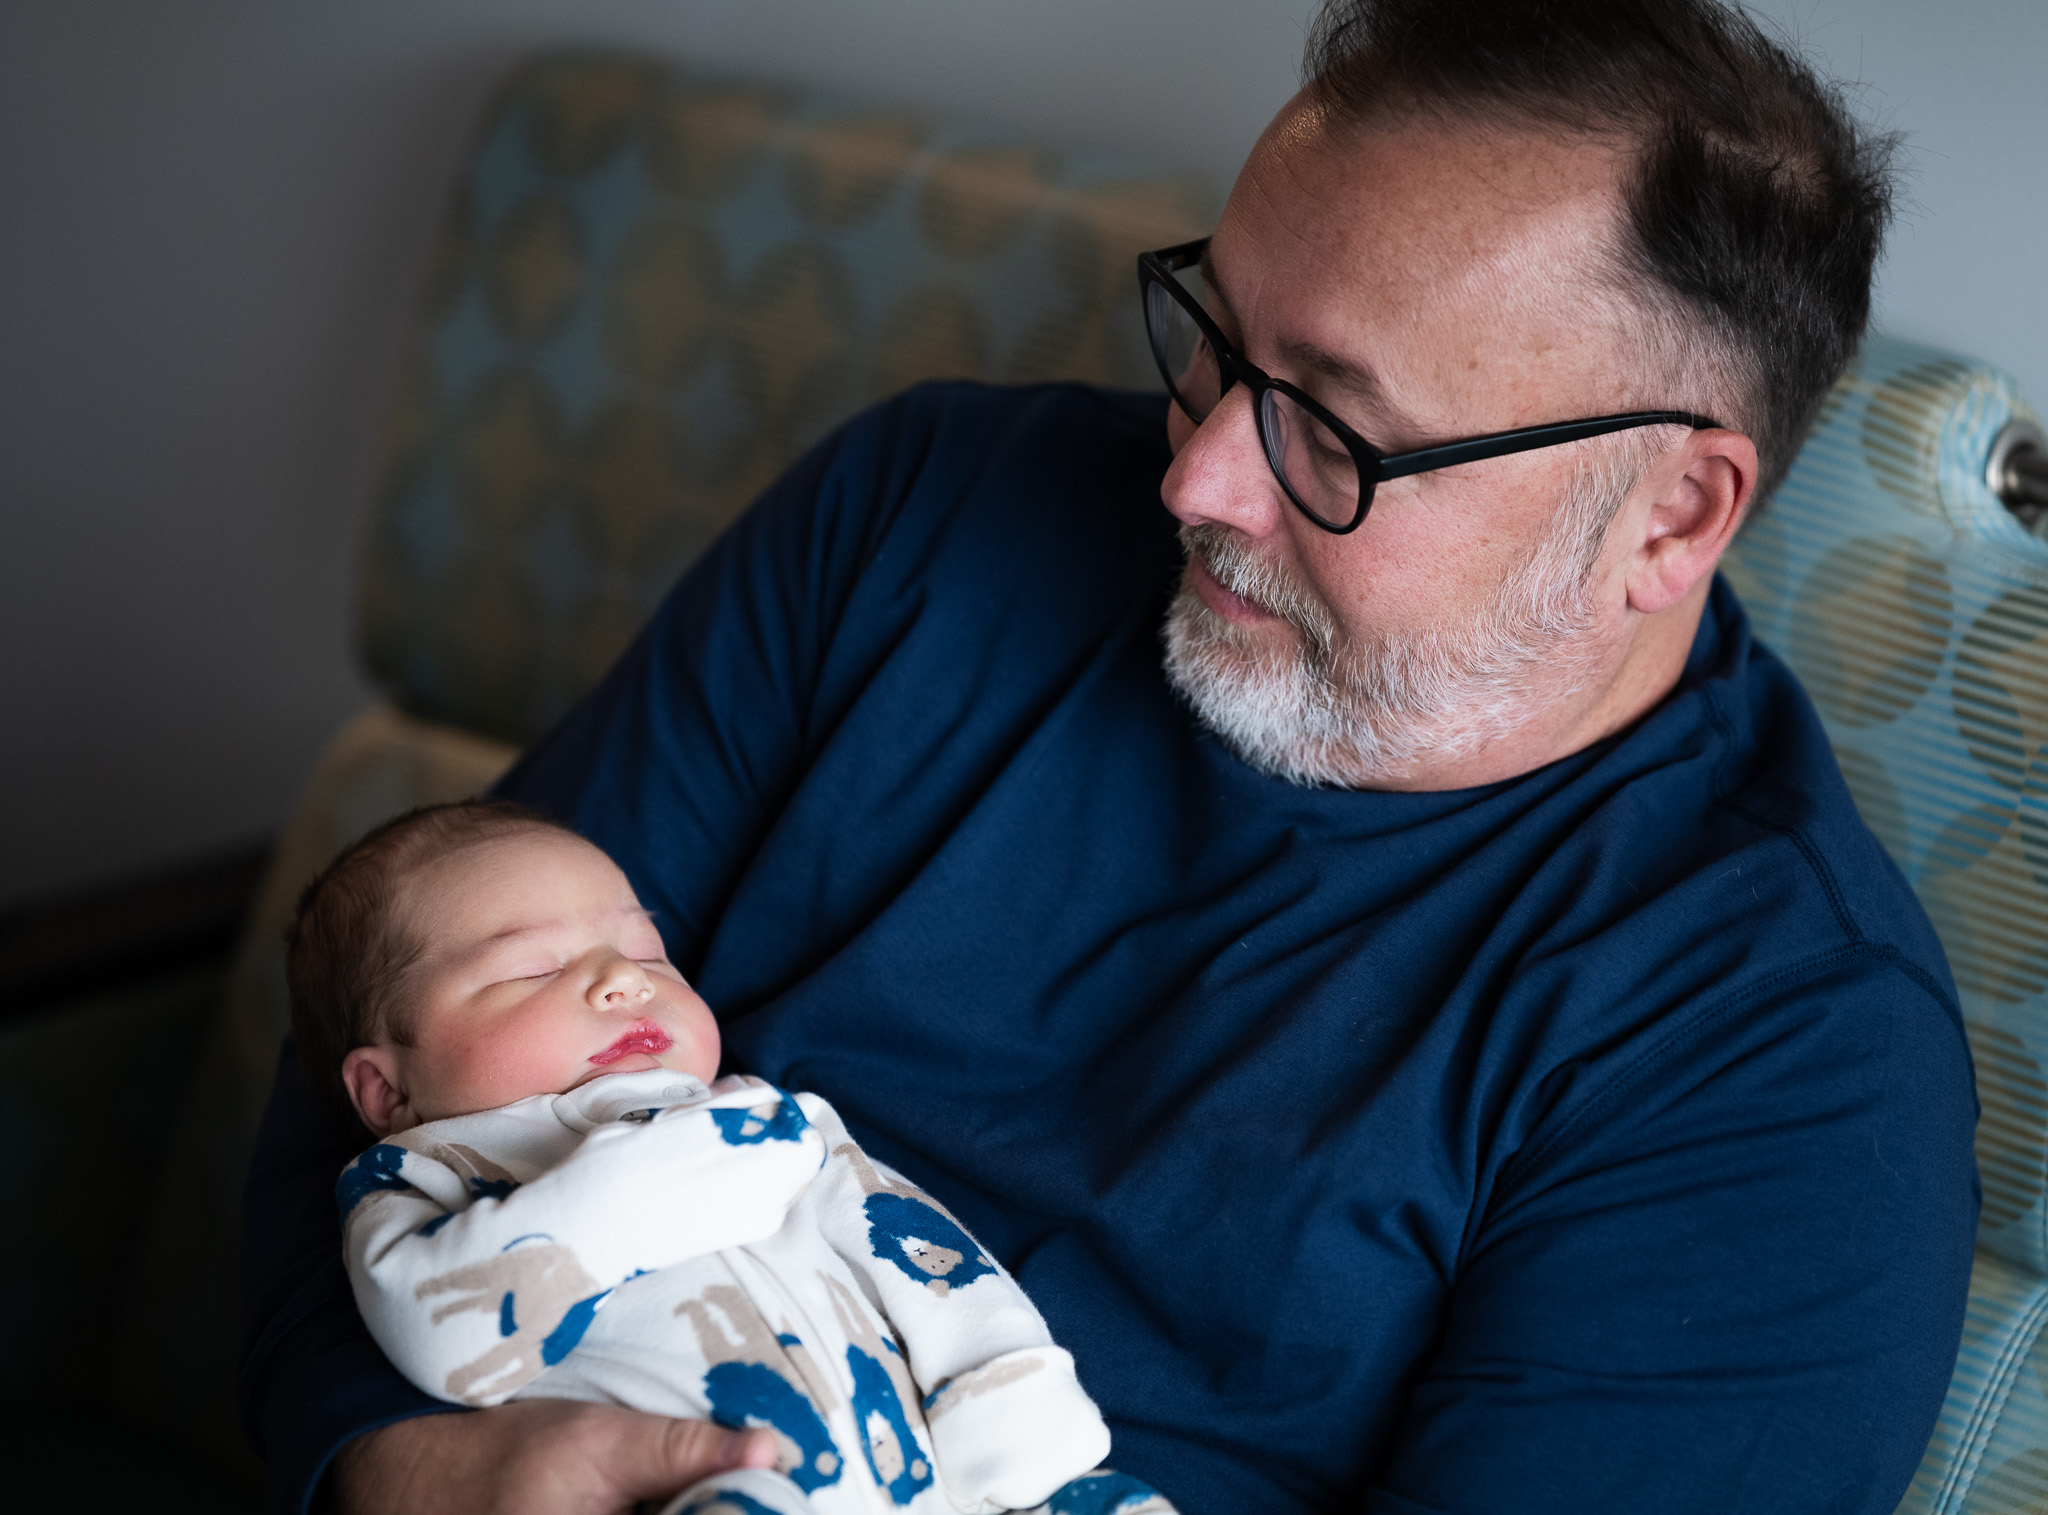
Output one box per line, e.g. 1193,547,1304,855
1160,468,1630,788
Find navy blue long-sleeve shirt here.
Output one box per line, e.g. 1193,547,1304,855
241,381,1978,1514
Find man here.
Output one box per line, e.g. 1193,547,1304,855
240,1,1978,1511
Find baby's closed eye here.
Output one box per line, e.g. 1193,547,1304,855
481,958,565,985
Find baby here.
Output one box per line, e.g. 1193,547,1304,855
289,800,1174,1515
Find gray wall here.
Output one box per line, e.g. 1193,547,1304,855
1,0,2042,909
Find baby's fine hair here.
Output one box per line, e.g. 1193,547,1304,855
285,798,577,1134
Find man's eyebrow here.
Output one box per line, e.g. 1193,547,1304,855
1276,335,1402,425
1195,242,1413,439
1196,242,1234,321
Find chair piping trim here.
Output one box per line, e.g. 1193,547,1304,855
1932,1277,2048,1514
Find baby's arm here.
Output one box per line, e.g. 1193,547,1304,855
795,1094,1110,1513
342,1086,824,1407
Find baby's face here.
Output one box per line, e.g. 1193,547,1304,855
351,828,720,1131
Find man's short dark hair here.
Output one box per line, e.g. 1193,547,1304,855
1304,0,1897,503
285,798,574,1135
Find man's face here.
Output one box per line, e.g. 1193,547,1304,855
1161,102,1666,788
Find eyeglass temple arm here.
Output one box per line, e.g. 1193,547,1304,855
1375,412,1722,480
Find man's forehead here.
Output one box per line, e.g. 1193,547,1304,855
1212,104,1637,429
1238,106,1624,292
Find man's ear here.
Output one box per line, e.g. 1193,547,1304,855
1625,427,1759,616
342,1046,415,1138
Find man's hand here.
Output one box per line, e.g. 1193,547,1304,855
332,1400,778,1515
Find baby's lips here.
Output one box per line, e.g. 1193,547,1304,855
589,1021,674,1065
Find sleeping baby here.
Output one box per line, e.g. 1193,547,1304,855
288,799,1174,1515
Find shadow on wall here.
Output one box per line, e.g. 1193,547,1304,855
0,843,273,1505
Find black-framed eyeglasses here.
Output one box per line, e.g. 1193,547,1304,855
1138,237,1723,535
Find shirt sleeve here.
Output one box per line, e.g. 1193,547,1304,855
1363,950,1979,1515
238,1040,459,1515
794,1092,1112,1512
341,1091,825,1408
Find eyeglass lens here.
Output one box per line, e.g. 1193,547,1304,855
1144,275,1362,529
1259,390,1361,528
1145,280,1223,419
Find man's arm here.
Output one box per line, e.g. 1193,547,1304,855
1364,951,1978,1515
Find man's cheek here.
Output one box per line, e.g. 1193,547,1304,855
1313,529,1450,631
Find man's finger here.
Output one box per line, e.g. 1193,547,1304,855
609,1415,778,1501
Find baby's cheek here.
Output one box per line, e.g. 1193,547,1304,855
442,1019,584,1109
668,1009,722,1083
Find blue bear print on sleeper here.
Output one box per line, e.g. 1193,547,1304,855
336,1146,518,1225
863,1192,996,1294
704,1359,843,1492
540,1289,610,1366
335,1143,412,1221
711,1092,809,1146
846,1344,931,1504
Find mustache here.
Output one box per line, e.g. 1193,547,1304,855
1177,522,1339,669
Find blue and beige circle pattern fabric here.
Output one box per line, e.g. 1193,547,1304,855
360,57,1216,744
1720,335,2048,1514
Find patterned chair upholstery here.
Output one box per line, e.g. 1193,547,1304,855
111,53,1217,1472
120,54,2048,1509
362,54,1216,745
1720,336,2048,1514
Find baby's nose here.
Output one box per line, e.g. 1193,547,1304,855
594,957,652,1006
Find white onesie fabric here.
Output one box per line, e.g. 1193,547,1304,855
338,1070,1152,1515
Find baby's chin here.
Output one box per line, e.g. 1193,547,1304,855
567,1048,718,1090
569,1050,669,1086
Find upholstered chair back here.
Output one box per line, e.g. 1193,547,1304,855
1722,335,2048,1514
360,55,1216,744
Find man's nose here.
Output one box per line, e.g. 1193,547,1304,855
588,953,651,1010
1160,383,1289,539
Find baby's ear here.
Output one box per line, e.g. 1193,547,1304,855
342,1046,413,1138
